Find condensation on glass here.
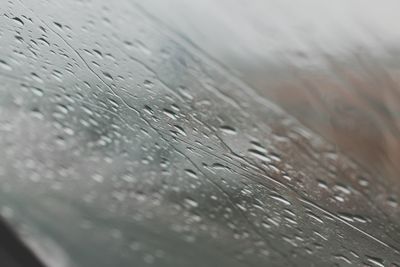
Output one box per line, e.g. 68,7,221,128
0,0,400,266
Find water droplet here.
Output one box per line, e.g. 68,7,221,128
30,107,44,119
91,173,104,183
178,86,193,100
173,125,186,136
220,125,237,135
184,198,199,208
367,256,384,267
270,194,291,205
54,21,63,29
185,169,198,179
31,72,43,83
143,80,154,89
163,109,177,120
0,59,12,71
248,148,270,162
102,71,113,81
11,17,24,26
334,255,352,264
93,49,103,58
37,37,50,46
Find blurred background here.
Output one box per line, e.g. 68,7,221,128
140,0,400,189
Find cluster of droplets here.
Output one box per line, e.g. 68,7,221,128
1,0,400,266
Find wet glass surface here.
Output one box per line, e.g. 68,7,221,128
1,0,400,266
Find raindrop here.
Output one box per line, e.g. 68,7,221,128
173,125,186,136
54,21,63,29
11,17,24,26
270,194,291,206
366,256,384,267
184,169,198,179
143,80,154,89
220,125,237,135
334,255,352,264
52,70,63,81
30,107,44,119
184,198,199,208
178,86,193,100
31,72,43,83
37,37,50,46
387,197,398,208
102,71,113,81
0,59,12,71
93,49,103,58
163,109,177,120
143,254,155,264
248,148,270,162
91,173,104,183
